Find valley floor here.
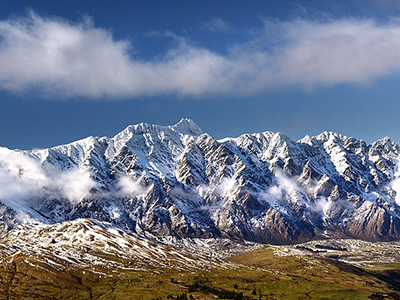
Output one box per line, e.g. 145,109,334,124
0,220,399,300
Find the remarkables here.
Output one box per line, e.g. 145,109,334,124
0,118,400,244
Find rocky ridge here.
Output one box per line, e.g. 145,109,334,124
0,118,399,244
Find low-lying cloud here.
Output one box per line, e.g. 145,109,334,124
0,148,96,209
117,175,149,197
198,177,238,200
1,13,400,98
0,148,153,219
260,170,332,215
391,164,400,205
260,170,308,209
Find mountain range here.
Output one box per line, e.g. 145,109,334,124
1,118,399,244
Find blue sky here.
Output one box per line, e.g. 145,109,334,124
1,0,400,149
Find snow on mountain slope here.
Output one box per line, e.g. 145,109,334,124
0,218,236,274
0,118,400,244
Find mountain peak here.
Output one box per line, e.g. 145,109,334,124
170,118,203,136
2,120,400,245
119,118,203,137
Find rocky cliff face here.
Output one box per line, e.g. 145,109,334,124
0,118,399,244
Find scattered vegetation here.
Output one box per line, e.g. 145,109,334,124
187,281,252,299
1,246,400,299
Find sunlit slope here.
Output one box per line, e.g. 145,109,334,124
0,220,399,299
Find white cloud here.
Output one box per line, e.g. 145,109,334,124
391,165,400,205
260,170,331,215
215,177,238,197
0,147,155,219
261,170,305,205
1,13,400,98
0,147,96,210
392,178,400,205
54,169,96,203
389,160,400,206
0,148,50,206
117,175,149,197
14,212,33,224
198,177,238,199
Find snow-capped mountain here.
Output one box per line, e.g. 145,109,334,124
0,118,400,244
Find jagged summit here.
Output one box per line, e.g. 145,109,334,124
0,120,400,244
118,118,202,137
314,131,348,141
170,118,203,136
